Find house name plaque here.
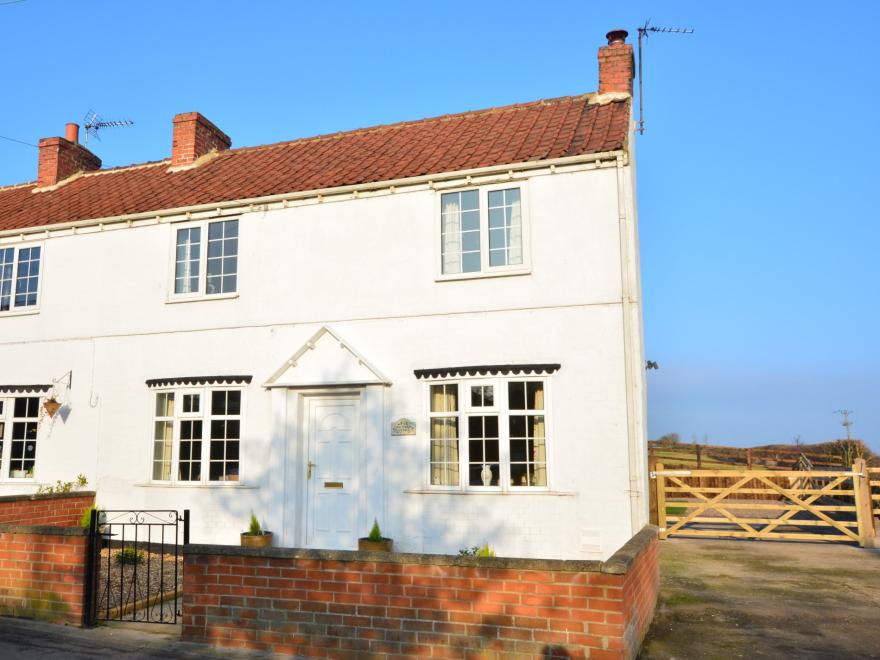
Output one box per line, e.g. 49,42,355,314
391,418,416,436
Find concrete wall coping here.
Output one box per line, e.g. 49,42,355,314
184,524,658,575
0,490,95,504
0,524,87,536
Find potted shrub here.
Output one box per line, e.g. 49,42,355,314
240,512,273,548
358,519,393,552
458,543,496,557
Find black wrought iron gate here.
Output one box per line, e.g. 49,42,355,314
84,509,189,626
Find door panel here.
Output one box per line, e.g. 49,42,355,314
307,397,359,550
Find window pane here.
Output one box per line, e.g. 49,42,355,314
174,227,201,294
430,384,458,413
211,391,226,415
467,415,499,487
486,187,522,268
226,391,241,415
461,252,480,273
460,190,478,211
441,190,480,275
430,416,459,486
182,393,200,414
9,407,38,476
0,248,13,311
471,385,495,408
508,382,526,410
14,246,40,307
208,387,242,481
205,220,239,295
155,393,174,417
527,383,545,410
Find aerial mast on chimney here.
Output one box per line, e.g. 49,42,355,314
637,20,694,135
83,110,134,145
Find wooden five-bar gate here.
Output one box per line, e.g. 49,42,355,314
651,458,878,547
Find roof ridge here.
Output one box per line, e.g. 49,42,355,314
0,180,36,192
222,93,595,157
1,93,600,190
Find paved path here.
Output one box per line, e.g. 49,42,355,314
0,617,269,658
641,538,880,659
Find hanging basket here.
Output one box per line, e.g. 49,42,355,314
43,398,62,418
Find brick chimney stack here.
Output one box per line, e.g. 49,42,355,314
37,124,102,188
598,29,634,95
171,112,231,167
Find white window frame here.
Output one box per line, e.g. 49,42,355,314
166,218,240,303
0,394,41,482
434,182,532,281
424,376,551,492
0,241,45,316
147,385,246,485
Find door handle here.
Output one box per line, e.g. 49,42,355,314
307,461,316,479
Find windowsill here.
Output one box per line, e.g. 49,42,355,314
0,308,40,318
134,481,257,489
0,479,37,484
165,292,239,305
435,268,531,283
404,489,574,496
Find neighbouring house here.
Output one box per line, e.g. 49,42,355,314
0,29,648,561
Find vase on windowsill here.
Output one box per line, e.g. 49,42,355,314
480,464,492,486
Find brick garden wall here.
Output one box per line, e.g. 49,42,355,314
0,492,95,626
0,491,95,528
0,525,89,625
182,526,659,659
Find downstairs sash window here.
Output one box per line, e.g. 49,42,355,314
427,378,549,491
150,387,243,484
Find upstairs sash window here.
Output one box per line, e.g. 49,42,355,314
439,186,528,278
171,219,238,298
1,245,42,313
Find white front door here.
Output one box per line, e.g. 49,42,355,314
305,395,360,550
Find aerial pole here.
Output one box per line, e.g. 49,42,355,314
637,20,694,135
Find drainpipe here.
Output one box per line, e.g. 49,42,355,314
615,151,644,536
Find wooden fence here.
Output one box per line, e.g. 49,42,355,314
870,467,880,520
648,442,846,470
650,458,878,548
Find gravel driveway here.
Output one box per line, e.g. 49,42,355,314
641,538,880,658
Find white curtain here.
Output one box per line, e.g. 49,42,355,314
441,197,462,274
508,196,523,265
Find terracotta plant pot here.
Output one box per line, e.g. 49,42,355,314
358,537,393,552
43,399,62,418
240,531,273,548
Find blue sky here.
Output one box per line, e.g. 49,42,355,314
1,1,877,450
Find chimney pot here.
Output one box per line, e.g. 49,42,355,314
598,29,635,95
606,29,628,45
65,123,79,144
37,126,101,187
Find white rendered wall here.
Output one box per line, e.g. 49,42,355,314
0,165,646,560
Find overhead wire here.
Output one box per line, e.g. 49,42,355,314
0,134,37,148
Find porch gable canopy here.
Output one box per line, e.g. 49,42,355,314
264,326,391,389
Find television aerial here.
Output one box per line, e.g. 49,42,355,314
82,110,134,144
637,20,695,135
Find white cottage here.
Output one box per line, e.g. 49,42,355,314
0,30,647,560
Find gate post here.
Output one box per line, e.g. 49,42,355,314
655,462,668,539
82,508,98,627
648,452,658,526
853,459,877,548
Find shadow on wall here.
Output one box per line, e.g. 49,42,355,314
194,332,508,556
